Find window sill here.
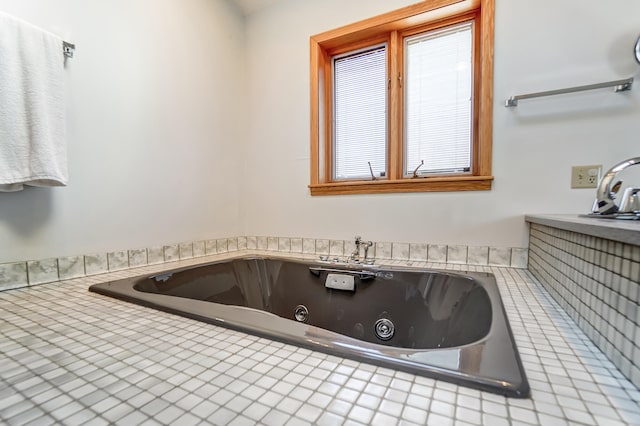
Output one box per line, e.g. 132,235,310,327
309,175,493,195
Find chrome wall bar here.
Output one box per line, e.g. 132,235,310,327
63,41,75,59
505,77,634,107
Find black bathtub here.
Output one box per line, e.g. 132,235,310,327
89,256,530,397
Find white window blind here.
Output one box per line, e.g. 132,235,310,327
333,46,387,180
405,22,473,176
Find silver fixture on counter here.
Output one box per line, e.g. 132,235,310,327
589,157,640,220
505,78,633,107
619,187,640,214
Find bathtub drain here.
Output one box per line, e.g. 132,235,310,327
374,318,395,341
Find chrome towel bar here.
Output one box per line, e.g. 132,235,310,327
505,77,633,107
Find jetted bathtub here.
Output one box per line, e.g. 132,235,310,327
89,256,530,397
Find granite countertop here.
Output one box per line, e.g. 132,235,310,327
526,214,640,246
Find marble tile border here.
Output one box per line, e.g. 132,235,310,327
26,258,58,285
0,236,528,291
128,249,148,268
85,253,108,276
57,255,85,280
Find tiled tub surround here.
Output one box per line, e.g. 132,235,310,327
2,252,640,425
0,236,528,292
0,238,248,292
526,216,640,391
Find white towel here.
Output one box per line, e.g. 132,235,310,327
0,11,67,192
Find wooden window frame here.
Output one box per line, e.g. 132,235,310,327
309,0,494,196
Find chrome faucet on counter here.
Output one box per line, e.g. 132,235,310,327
591,157,640,219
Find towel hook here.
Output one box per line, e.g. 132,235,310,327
63,41,75,59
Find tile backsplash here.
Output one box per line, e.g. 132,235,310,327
0,236,528,291
528,223,640,389
58,255,85,280
26,258,58,285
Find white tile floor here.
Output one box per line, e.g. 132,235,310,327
1,252,639,425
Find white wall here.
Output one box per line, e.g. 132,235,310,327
242,0,640,248
2,0,639,264
0,0,246,263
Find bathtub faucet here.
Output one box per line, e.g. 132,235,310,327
362,240,374,264
351,236,374,264
351,236,363,262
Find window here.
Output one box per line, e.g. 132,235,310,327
404,22,473,176
310,0,494,195
334,46,387,180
